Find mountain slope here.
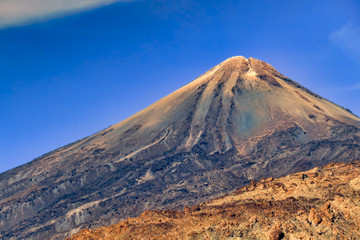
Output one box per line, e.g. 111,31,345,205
68,161,360,240
0,56,359,239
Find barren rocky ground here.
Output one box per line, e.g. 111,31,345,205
69,161,360,240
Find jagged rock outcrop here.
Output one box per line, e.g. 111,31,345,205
68,161,360,240
0,57,359,239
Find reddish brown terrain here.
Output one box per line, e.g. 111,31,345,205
69,161,360,240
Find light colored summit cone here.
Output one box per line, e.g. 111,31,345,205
100,56,358,159
0,56,359,240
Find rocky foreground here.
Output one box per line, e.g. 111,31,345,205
69,161,360,240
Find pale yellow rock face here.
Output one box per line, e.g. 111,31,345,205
69,161,360,240
107,56,359,157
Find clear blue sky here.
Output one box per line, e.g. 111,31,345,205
1,0,359,173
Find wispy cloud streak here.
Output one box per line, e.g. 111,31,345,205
330,24,360,57
329,82,360,92
0,0,132,29
347,82,360,91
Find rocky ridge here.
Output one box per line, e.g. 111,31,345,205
69,161,360,240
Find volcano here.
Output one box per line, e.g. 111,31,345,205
1,57,359,239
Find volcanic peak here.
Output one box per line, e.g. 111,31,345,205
198,56,286,90
1,56,359,240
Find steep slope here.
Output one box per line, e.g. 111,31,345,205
0,57,359,239
68,161,360,240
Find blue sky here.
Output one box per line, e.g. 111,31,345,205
0,0,359,173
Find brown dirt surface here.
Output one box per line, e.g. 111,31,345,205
68,161,360,240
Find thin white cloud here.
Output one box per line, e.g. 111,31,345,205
0,0,132,29
347,82,360,91
330,24,360,56
329,82,360,92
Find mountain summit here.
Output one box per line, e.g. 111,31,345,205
1,57,359,239
106,56,358,157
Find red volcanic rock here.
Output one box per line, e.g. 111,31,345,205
69,161,360,240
